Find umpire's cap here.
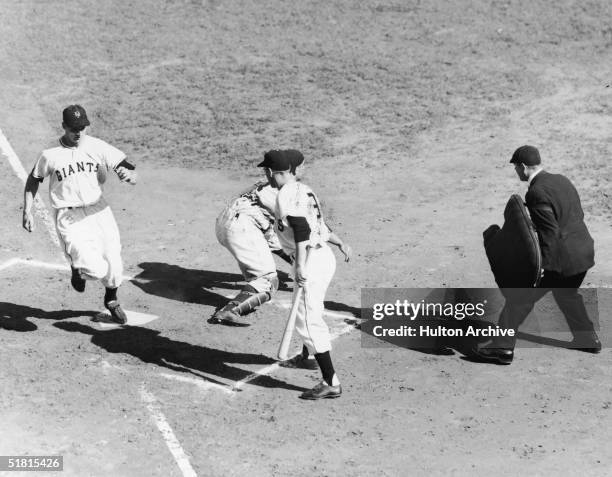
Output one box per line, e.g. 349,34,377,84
63,105,90,129
258,149,304,171
510,145,541,166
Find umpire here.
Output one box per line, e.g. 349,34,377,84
474,145,600,364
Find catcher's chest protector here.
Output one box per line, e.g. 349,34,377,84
483,194,542,288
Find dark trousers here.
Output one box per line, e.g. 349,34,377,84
496,271,595,349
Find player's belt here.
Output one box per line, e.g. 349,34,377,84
64,199,103,210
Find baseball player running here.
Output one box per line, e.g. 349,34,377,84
22,105,137,324
259,150,351,400
210,151,303,326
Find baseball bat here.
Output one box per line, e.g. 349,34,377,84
277,247,311,360
277,285,304,360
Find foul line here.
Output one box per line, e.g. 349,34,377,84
0,127,60,247
140,386,198,477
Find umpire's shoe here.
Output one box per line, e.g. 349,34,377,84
105,300,128,325
299,381,342,400
471,341,514,365
569,332,602,354
71,267,86,293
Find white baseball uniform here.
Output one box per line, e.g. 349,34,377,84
31,135,126,288
274,181,335,354
215,181,283,293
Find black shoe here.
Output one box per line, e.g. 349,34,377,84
70,267,86,293
299,381,342,400
472,345,514,365
208,309,250,327
279,354,318,370
105,300,127,325
569,334,602,354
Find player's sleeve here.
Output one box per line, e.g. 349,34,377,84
287,216,310,242
31,153,50,182
97,138,127,170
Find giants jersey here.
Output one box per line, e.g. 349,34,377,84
31,135,126,209
274,181,330,255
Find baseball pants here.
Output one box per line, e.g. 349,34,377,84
55,198,123,289
216,213,277,293
294,243,336,354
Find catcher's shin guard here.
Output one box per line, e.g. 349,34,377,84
210,287,272,326
231,290,271,315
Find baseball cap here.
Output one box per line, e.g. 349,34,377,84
258,149,304,171
510,145,541,166
62,105,90,129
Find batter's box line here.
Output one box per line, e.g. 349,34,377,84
0,257,134,281
230,320,358,393
273,300,356,321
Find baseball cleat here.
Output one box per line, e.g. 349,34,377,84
279,353,318,370
299,381,342,400
105,300,127,325
208,309,250,327
70,267,86,293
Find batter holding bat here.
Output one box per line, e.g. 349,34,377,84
259,149,351,400
22,105,137,324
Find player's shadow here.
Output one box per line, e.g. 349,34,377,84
324,301,361,318
0,302,98,332
132,262,294,308
131,262,244,308
53,321,308,392
515,331,575,349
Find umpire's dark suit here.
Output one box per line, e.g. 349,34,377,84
496,170,597,348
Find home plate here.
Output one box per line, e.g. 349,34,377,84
92,310,159,329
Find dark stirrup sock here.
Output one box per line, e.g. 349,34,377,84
314,351,335,386
104,287,118,304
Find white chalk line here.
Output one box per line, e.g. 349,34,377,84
0,257,20,272
0,257,134,281
231,319,358,392
140,386,198,477
274,300,356,320
0,127,60,247
159,373,234,394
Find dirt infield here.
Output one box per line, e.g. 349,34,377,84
1,1,612,476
